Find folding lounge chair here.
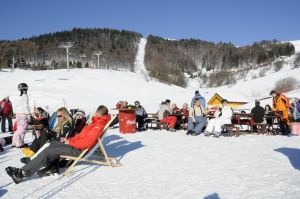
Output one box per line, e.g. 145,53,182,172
61,114,121,176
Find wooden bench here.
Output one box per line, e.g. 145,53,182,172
250,123,267,134
146,113,162,129
221,124,240,136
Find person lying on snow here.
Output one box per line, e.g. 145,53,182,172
6,105,110,184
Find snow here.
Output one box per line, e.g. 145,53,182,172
290,40,300,53
134,38,149,82
1,59,300,198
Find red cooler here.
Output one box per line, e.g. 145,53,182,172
119,109,136,134
291,122,300,135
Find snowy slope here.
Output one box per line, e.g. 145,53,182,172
0,64,300,198
290,40,300,53
134,38,149,81
0,69,190,114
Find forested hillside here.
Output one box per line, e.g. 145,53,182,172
145,35,295,87
0,28,296,87
0,28,142,71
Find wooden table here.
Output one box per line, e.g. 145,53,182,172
232,113,253,132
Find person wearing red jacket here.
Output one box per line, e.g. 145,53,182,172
180,103,189,124
0,96,13,132
5,105,110,184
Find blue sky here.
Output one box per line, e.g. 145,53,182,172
0,0,299,46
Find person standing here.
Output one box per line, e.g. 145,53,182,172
290,98,300,122
191,90,206,108
0,95,13,132
12,83,30,147
270,90,291,135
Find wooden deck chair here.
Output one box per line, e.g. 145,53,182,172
61,114,121,176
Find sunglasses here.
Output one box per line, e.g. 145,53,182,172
56,115,63,118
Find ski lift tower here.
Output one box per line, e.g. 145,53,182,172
11,56,15,72
93,51,102,69
59,42,74,71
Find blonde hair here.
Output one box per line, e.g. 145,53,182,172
54,107,73,133
96,105,108,116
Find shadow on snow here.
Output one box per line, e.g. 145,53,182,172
274,147,300,170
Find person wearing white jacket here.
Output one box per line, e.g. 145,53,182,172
204,99,233,138
12,83,30,147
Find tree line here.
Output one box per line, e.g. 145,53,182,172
0,28,295,87
145,35,295,87
0,28,141,71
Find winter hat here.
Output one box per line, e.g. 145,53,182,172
195,90,200,95
165,99,171,104
18,83,28,91
270,90,277,95
75,109,85,117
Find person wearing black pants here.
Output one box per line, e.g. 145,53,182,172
0,96,13,132
6,105,110,184
1,115,13,132
22,140,81,177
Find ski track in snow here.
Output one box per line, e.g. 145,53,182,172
134,38,149,82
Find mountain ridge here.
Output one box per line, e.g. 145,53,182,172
0,27,298,88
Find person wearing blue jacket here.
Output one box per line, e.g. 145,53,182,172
135,101,148,131
191,90,206,108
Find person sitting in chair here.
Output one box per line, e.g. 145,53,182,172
251,100,266,132
21,107,73,159
157,99,177,132
186,99,208,136
135,101,148,131
204,99,233,138
6,105,110,184
72,109,87,136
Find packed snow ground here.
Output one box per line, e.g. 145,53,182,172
0,66,300,199
1,131,300,199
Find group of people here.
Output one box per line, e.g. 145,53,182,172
2,82,300,184
117,89,299,137
116,99,189,132
0,83,30,152
251,90,300,134
2,83,111,184
6,105,111,184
